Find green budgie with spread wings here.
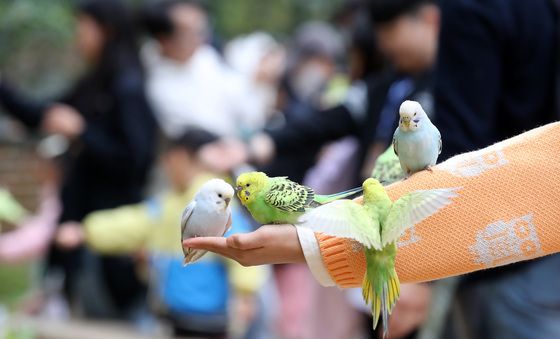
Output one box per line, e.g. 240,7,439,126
235,171,363,224
371,146,405,185
299,178,459,336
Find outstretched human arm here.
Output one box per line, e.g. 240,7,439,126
185,122,560,286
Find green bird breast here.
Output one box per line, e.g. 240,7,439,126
246,196,304,225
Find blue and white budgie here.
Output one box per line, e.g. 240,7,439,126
392,100,441,176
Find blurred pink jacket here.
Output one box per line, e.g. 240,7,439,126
0,185,60,263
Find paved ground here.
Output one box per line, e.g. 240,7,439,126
10,316,175,339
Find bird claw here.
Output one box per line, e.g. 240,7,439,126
425,166,433,172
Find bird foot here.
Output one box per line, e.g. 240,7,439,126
424,166,433,172
404,170,412,179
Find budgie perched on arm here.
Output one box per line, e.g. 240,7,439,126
299,178,459,337
393,100,441,176
235,171,363,225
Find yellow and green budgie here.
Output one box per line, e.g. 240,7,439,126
299,178,458,336
235,171,363,225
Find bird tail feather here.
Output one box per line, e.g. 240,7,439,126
183,249,207,266
315,186,363,205
362,265,400,338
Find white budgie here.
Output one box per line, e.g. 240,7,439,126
181,178,234,265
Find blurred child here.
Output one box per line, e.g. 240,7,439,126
56,128,267,338
0,135,64,264
0,136,68,326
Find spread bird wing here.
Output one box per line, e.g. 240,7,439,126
382,188,459,246
298,200,381,250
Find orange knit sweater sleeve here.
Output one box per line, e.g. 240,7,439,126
317,122,560,288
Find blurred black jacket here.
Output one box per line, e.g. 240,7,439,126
0,68,156,221
435,0,558,160
434,0,558,281
0,67,156,310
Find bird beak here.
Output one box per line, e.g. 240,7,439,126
225,197,231,206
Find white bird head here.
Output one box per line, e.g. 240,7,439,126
196,178,235,210
398,100,428,132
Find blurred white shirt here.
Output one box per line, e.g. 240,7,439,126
142,42,265,138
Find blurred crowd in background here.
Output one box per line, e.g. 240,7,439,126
1,0,559,338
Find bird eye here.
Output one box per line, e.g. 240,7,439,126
414,113,417,116
246,184,250,187
218,193,222,198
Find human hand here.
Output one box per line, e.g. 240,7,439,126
183,225,304,266
387,283,432,339
198,137,249,173
248,132,275,165
54,221,85,250
254,48,286,85
42,104,85,139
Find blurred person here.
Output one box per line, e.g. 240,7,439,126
0,136,69,321
283,22,345,107
432,0,560,338
303,9,385,193
333,1,386,81
224,31,285,122
0,0,156,320
57,128,267,338
140,0,271,138
260,21,346,184
0,136,64,264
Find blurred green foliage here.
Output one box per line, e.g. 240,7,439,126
0,0,78,97
0,264,34,307
208,0,343,40
0,0,341,96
